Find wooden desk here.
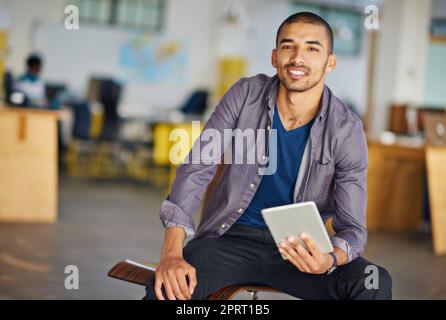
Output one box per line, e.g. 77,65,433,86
366,138,426,231
0,107,58,223
426,147,446,255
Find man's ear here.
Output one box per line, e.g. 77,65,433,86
271,49,277,69
325,54,337,73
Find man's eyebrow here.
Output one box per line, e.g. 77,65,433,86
279,38,294,44
278,38,324,48
305,40,323,47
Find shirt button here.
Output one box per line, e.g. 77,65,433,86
237,208,243,213
262,155,266,160
250,183,255,188
267,125,270,130
220,223,226,229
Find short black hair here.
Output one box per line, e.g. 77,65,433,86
276,12,334,54
26,54,42,69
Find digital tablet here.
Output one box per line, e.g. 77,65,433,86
261,201,333,259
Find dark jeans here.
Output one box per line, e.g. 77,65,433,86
144,224,392,300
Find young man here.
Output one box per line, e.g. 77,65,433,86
15,54,46,108
144,12,392,300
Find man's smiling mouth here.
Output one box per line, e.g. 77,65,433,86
287,67,308,79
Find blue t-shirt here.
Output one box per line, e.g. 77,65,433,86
235,104,314,228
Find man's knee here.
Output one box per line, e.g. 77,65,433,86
353,261,392,300
336,258,392,300
182,238,223,276
376,266,392,299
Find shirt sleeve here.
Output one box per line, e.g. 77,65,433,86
159,78,248,232
331,120,368,263
164,221,195,241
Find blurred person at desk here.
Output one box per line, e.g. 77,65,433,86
14,53,68,110
15,54,47,108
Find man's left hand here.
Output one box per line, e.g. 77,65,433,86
278,233,333,274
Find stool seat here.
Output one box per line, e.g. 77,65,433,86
108,260,281,300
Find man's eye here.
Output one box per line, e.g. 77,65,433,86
282,45,292,49
309,47,319,52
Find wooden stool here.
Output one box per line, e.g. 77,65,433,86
108,260,281,300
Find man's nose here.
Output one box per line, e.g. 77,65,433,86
290,46,306,64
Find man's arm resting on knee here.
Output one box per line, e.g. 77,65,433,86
154,80,249,299
154,226,197,300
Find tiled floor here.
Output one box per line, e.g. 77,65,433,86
0,176,445,299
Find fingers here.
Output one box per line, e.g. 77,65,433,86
154,277,165,300
175,269,192,299
279,240,310,273
280,235,329,273
166,270,188,300
284,234,329,274
154,270,179,300
162,276,177,300
300,233,324,262
185,267,197,296
155,265,196,300
294,241,319,272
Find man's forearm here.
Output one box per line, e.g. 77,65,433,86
333,247,348,266
160,227,186,259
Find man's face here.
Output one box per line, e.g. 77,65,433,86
272,22,336,93
30,64,41,75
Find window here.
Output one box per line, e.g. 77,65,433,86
70,0,164,31
431,18,446,36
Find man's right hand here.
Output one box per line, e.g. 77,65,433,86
154,254,197,300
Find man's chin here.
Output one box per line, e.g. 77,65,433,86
284,83,311,93
280,77,319,93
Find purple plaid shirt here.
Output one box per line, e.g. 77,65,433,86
160,74,368,262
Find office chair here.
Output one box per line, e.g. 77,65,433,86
179,90,208,116
3,71,14,105
98,78,122,141
67,77,125,175
3,71,30,107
